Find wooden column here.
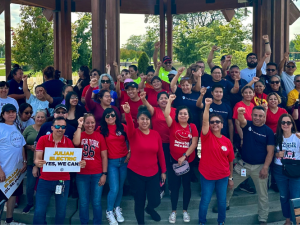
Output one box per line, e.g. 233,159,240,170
106,0,120,80
4,0,11,80
166,0,172,58
53,12,60,70
159,0,165,61
58,0,72,84
92,0,106,73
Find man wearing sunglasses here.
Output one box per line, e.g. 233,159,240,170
279,52,298,94
226,106,274,225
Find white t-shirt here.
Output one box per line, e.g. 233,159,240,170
0,123,26,175
274,133,300,166
14,117,35,134
26,94,52,117
281,71,295,95
0,97,19,113
240,62,267,87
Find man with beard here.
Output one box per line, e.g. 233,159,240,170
279,52,298,94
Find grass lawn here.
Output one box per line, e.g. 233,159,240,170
0,69,5,76
296,62,300,75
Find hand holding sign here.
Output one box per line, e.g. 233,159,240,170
35,159,47,168
0,169,5,182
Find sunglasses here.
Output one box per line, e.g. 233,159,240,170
55,111,67,114
270,81,280,84
105,114,116,119
121,73,129,77
287,66,295,68
101,80,111,84
266,69,276,72
24,111,33,115
53,125,66,129
295,80,300,83
164,61,172,65
281,121,292,126
209,120,222,124
90,73,98,77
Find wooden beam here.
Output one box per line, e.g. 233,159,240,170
91,0,106,73
0,0,4,15
5,0,11,80
221,9,235,22
290,0,300,25
159,0,165,61
43,8,53,22
53,12,60,70
167,0,172,58
11,0,56,10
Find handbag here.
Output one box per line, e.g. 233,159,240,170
279,141,300,178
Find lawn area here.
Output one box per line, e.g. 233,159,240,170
296,62,300,75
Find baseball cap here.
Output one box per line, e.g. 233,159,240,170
125,82,138,90
286,60,296,66
163,56,172,63
1,104,17,113
124,78,134,84
168,70,178,76
54,104,67,112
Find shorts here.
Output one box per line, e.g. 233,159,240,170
0,181,23,202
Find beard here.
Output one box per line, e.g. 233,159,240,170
247,61,258,68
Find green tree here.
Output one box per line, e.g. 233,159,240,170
120,48,130,61
0,43,5,57
141,28,158,64
12,6,54,71
128,50,137,60
123,35,143,51
294,34,300,52
138,52,149,74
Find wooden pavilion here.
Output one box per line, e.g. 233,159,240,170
0,0,300,84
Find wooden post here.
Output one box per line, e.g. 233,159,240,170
167,0,172,58
53,12,60,70
159,0,165,61
4,0,11,80
91,0,106,73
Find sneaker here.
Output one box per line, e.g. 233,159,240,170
169,212,176,223
106,210,118,225
22,204,34,214
145,207,161,221
239,183,256,194
160,190,165,199
4,221,25,225
183,211,190,222
114,207,124,223
212,205,230,213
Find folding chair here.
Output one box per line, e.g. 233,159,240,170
290,198,300,224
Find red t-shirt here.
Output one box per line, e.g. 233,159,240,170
251,93,268,106
115,81,125,92
77,131,107,174
125,113,166,177
199,129,235,180
82,84,99,111
145,81,170,92
152,107,176,143
169,121,198,163
145,88,168,107
120,98,143,128
266,107,288,133
36,134,74,181
102,124,129,159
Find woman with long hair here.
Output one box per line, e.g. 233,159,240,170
274,114,300,225
73,114,108,225
65,91,86,129
74,65,91,98
7,67,26,106
14,103,35,133
93,74,118,106
122,103,166,225
264,75,287,109
99,108,130,225
164,95,199,223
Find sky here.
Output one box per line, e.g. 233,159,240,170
0,3,300,47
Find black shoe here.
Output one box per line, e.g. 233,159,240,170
212,205,230,213
239,183,256,194
145,207,161,221
270,183,279,192
22,204,34,214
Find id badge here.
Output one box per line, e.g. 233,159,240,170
241,168,246,177
55,185,63,195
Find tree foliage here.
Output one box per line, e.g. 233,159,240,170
0,43,5,57
122,35,143,51
138,52,149,74
294,34,300,52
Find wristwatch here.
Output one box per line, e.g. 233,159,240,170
23,160,28,163
183,153,188,159
102,172,108,176
229,177,233,181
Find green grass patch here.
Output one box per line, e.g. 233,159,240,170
0,69,5,76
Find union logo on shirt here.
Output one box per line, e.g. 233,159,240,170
221,146,227,151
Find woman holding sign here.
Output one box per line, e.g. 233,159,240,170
0,104,27,225
73,114,108,225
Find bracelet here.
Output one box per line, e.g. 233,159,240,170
265,42,270,44
77,127,82,129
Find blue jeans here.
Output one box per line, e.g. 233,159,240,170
33,179,70,225
76,173,104,225
26,165,37,206
273,164,300,219
199,174,229,224
107,156,127,211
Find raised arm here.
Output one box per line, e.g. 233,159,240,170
164,94,176,127
222,55,232,78
73,117,83,146
22,76,31,100
256,53,269,77
154,61,162,77
153,41,160,68
113,61,119,76
122,102,135,138
246,76,260,87
196,87,206,109
116,75,122,98
170,67,185,93
237,107,247,128
85,78,98,111
279,52,289,75
230,79,239,94
207,45,218,69
106,64,111,75
263,35,271,63
202,98,213,135
43,89,54,104
138,73,146,92
192,69,202,92
140,92,154,116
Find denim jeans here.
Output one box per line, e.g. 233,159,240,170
199,174,229,224
107,156,127,211
76,173,104,225
26,165,37,206
33,179,70,225
273,164,300,219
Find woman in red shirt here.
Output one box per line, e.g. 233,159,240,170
99,108,130,225
266,92,288,133
164,94,199,223
73,114,108,225
122,103,166,225
198,98,235,225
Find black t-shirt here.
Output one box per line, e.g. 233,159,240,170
42,80,65,98
225,75,248,107
8,79,25,105
66,106,87,129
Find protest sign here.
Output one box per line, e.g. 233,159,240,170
0,161,25,199
43,147,82,172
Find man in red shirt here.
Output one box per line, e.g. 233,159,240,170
33,117,86,225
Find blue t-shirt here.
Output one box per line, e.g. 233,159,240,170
42,80,65,98
35,121,76,143
225,75,248,107
8,79,25,105
173,87,201,131
208,102,232,138
242,121,275,165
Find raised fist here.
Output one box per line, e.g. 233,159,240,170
211,45,219,51
205,98,213,105
169,94,176,102
140,91,146,100
262,35,269,41
252,77,260,83
225,55,232,61
90,78,98,88
200,87,207,96
237,107,246,115
154,41,160,49
122,102,130,114
177,67,186,75
77,117,84,127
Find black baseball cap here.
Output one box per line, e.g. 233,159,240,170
163,56,172,63
125,82,138,90
1,104,17,113
54,104,67,112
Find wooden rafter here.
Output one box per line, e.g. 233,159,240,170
290,0,300,25
221,9,235,22
11,0,55,10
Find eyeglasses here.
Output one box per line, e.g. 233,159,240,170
270,81,280,84
164,61,172,65
267,69,276,72
198,66,205,68
101,80,111,84
53,125,66,129
70,96,78,99
105,114,116,119
0,87,8,90
209,120,222,124
55,111,67,115
287,66,295,69
121,73,129,77
90,73,98,77
281,121,292,126
248,57,257,60
24,111,33,115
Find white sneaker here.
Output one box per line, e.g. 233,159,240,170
4,221,25,225
169,212,176,223
183,211,190,222
106,210,118,225
160,190,165,199
114,207,125,223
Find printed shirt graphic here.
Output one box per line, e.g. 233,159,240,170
0,97,19,113
274,133,300,166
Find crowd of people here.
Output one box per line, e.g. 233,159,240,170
0,35,300,225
